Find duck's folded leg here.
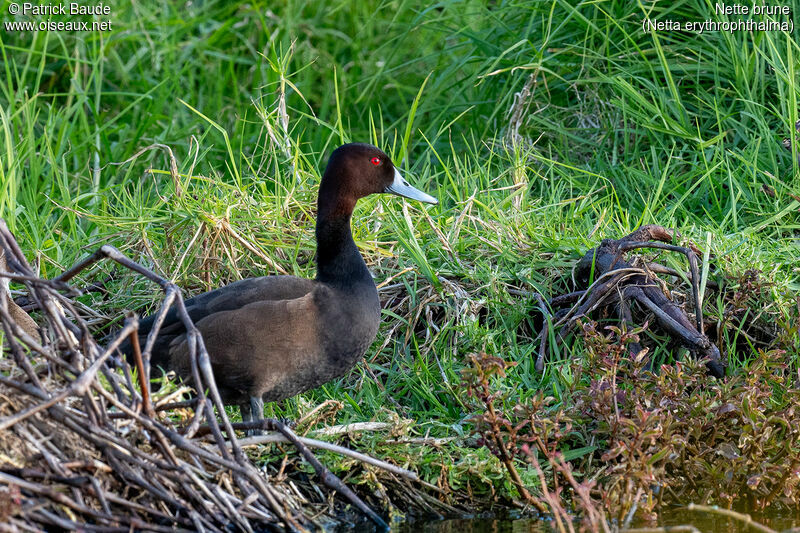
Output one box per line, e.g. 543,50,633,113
243,396,264,436
240,401,252,424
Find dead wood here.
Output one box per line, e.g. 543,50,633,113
0,218,391,532
536,225,725,378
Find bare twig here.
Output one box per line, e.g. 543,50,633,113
253,418,389,531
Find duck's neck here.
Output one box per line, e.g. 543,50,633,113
315,193,373,289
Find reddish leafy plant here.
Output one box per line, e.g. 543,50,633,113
461,316,800,527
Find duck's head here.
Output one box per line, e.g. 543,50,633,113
320,143,438,208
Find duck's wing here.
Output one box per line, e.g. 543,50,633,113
119,276,316,369
167,288,329,403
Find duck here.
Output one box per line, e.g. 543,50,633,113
120,143,437,428
1,249,39,346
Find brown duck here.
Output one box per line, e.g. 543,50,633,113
122,143,437,426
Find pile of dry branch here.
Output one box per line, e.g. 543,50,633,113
0,219,388,532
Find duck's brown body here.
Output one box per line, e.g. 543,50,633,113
154,274,379,405
122,143,436,424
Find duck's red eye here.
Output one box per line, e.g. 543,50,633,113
370,157,381,166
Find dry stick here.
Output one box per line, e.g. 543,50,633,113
126,315,155,417
212,485,254,533
54,289,134,408
0,244,51,385
56,245,165,286
2,518,46,533
231,426,423,484
395,475,459,514
155,398,199,411
95,385,247,484
255,418,389,532
181,329,239,485
180,464,255,533
0,472,120,527
303,420,390,437
99,362,131,406
162,419,298,530
182,327,239,462
0,310,52,362
32,509,127,533
38,295,81,351
139,285,179,383
6,466,187,533
62,401,176,473
103,448,219,531
103,259,247,461
0,220,37,275
686,503,776,533
1,468,92,488
581,235,723,374
171,476,239,533
0,305,46,388
52,400,186,482
616,296,643,360
89,477,111,516
394,479,443,518
0,269,75,291
181,395,210,439
546,270,642,353
235,421,443,495
0,321,137,431
547,262,703,369
548,290,585,307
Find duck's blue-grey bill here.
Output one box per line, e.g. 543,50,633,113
385,168,438,204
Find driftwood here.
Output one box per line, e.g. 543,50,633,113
536,225,725,378
0,219,390,532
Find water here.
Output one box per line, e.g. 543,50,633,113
394,506,800,532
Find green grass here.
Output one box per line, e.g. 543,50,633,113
2,0,799,514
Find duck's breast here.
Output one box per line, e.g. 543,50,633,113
261,282,380,401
